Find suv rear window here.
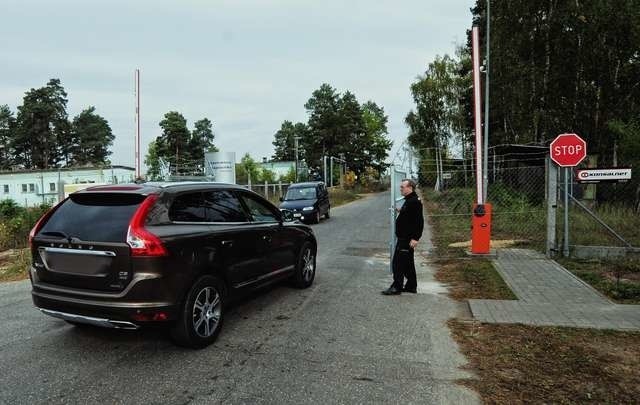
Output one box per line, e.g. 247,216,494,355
38,193,145,243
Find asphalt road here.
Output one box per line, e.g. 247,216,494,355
0,191,477,404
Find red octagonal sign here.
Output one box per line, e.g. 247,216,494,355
550,133,587,167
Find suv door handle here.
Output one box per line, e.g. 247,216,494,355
261,235,272,243
221,240,234,247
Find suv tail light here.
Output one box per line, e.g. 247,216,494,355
29,199,67,248
127,194,168,257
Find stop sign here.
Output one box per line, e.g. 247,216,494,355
550,133,587,167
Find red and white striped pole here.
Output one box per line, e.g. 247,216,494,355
471,26,483,205
471,26,492,254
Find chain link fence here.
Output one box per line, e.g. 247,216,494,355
423,160,547,254
422,151,639,259
553,164,640,254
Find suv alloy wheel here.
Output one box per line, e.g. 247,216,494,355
171,275,225,349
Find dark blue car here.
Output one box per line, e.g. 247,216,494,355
279,182,331,224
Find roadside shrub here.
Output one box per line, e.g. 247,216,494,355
343,171,357,188
0,199,25,220
0,202,51,251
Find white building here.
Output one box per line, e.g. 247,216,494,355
0,166,135,207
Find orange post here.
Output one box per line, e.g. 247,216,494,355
471,203,492,254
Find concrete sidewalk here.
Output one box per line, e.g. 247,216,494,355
469,249,640,331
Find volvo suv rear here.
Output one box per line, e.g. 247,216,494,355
30,182,317,348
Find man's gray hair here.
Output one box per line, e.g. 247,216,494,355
401,178,417,191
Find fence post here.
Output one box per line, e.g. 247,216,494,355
389,165,396,274
265,181,269,200
278,181,282,197
546,157,558,257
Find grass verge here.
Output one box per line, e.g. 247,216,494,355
0,249,31,282
450,320,640,404
557,257,640,304
435,259,516,301
423,188,516,301
423,187,640,404
328,187,362,207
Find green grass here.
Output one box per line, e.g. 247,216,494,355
557,257,640,304
435,259,517,301
328,187,362,207
561,205,640,247
423,187,547,256
424,184,640,256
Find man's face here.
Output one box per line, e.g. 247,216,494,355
400,181,412,196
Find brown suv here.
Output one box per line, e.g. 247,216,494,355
29,182,317,348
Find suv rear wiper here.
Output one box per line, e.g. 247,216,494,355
40,231,70,239
39,231,83,243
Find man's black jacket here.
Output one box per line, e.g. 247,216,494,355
395,191,424,241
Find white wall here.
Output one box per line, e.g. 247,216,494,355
0,167,135,207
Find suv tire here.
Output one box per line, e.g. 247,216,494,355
171,275,225,349
292,242,316,289
310,211,320,224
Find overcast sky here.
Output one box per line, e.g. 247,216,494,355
2,0,473,171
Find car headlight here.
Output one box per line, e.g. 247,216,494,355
302,206,314,211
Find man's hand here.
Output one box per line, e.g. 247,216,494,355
409,239,419,249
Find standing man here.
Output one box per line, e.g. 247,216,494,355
382,179,424,295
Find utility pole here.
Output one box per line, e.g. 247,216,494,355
483,0,490,202
134,69,141,179
294,136,301,182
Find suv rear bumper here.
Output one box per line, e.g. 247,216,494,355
37,308,140,329
31,267,181,324
32,289,179,324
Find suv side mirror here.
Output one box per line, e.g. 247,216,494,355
280,209,294,222
279,196,284,202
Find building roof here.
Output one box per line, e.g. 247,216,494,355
0,165,135,176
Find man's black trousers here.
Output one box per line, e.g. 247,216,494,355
392,238,417,290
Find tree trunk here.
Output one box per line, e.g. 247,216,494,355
540,0,555,142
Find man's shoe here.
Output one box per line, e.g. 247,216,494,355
382,287,401,295
402,287,417,294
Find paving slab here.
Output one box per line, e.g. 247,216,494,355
469,249,640,331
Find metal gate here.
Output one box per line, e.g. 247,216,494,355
389,165,408,273
547,158,639,258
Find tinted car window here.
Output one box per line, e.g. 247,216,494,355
239,194,279,223
203,190,247,222
39,193,145,242
169,192,206,222
284,187,317,200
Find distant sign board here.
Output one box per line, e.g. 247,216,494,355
576,168,631,183
442,172,452,180
204,152,236,183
